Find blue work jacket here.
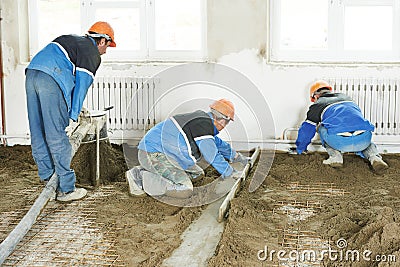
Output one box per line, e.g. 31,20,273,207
296,93,374,154
138,111,236,177
26,35,101,121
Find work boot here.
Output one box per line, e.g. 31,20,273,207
141,171,193,198
369,155,388,172
57,188,87,202
323,146,343,167
361,143,389,172
126,167,146,196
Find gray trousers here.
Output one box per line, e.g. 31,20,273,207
138,150,204,198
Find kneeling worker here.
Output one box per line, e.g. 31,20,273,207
295,80,388,172
127,99,250,198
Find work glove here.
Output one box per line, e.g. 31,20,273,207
232,152,251,165
214,169,242,195
77,107,90,123
80,107,90,117
65,119,79,137
288,147,307,155
288,147,298,154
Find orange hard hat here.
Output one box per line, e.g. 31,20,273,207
210,99,235,121
310,80,332,102
88,21,116,47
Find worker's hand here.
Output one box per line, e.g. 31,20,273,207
214,169,242,195
77,107,90,122
288,147,307,155
80,107,90,117
65,119,79,137
232,152,251,165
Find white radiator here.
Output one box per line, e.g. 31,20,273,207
326,78,400,135
84,76,159,131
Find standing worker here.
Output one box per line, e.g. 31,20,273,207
126,99,250,198
295,80,388,172
25,21,116,201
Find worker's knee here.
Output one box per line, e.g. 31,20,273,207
142,170,193,198
165,183,193,199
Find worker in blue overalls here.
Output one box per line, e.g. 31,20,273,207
295,80,388,172
25,22,116,201
126,99,250,198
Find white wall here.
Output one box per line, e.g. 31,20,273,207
1,0,31,144
1,0,399,151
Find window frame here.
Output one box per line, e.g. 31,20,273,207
28,0,207,62
269,0,400,64
83,0,148,60
147,0,207,61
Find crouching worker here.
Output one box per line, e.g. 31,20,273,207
295,80,388,172
126,99,250,198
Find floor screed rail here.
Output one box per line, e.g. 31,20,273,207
218,147,261,222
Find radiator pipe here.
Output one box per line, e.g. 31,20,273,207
0,121,95,264
0,135,30,139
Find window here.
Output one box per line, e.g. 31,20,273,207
28,0,206,62
270,0,400,63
